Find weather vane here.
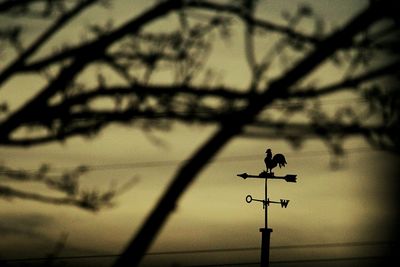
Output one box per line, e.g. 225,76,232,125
237,148,298,267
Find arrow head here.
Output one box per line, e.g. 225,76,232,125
237,173,248,179
284,174,297,183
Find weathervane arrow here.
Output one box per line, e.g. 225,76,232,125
237,172,297,183
237,173,248,179
284,174,297,183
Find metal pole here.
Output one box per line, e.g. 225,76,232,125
260,228,272,267
265,178,268,228
260,177,272,267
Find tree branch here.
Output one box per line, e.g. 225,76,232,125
0,0,185,142
0,0,98,87
6,56,398,146
291,60,400,99
0,0,42,13
187,0,320,45
0,184,109,211
245,120,385,138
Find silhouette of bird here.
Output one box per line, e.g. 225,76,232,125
264,149,287,173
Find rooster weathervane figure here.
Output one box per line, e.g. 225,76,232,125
264,148,287,174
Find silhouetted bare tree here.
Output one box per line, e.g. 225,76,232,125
0,0,399,265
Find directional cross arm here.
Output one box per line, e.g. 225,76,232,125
246,195,290,208
237,172,275,179
237,172,297,183
266,199,290,208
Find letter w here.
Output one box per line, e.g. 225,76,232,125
280,199,289,208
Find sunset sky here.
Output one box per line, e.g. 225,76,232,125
0,1,398,266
